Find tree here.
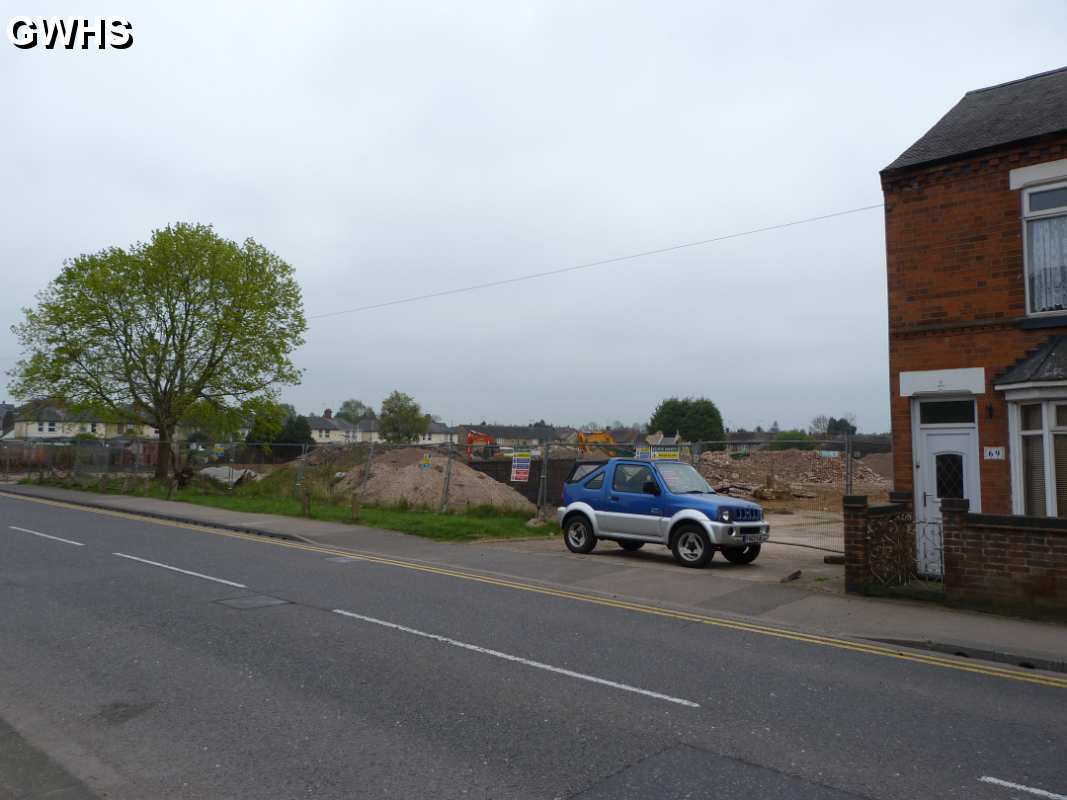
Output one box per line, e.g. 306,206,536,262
770,420,780,433
810,415,830,435
378,390,428,443
648,397,725,443
9,223,306,479
180,397,260,442
336,398,374,424
244,398,292,446
769,429,815,450
273,414,314,459
827,415,858,436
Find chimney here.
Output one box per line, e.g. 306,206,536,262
323,408,332,419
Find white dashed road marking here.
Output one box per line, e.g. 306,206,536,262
113,553,246,588
9,525,84,547
980,776,1067,799
333,608,700,708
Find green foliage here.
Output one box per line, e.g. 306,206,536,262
336,398,374,424
10,223,306,478
769,429,815,450
180,398,253,442
648,397,725,443
827,416,857,435
378,390,429,443
272,415,314,458
244,398,291,446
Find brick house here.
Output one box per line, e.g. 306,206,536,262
882,65,1067,551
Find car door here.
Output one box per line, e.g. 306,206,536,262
601,462,662,537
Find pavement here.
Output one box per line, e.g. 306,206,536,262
1,487,1066,799
2,483,1063,670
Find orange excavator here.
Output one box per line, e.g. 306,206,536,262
466,429,496,460
576,430,616,453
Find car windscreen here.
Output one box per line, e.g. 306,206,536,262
656,462,713,494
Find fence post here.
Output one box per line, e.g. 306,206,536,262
294,442,307,496
358,441,375,505
844,431,854,496
439,441,454,513
536,442,549,516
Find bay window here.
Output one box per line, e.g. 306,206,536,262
1012,400,1067,516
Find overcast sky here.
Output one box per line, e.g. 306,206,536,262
3,2,1066,433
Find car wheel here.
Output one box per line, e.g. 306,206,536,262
618,540,644,552
563,516,597,554
671,525,713,568
721,544,761,565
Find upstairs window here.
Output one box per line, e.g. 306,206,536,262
1025,181,1067,314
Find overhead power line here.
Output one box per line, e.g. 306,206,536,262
309,202,884,320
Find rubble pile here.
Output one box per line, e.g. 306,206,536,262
697,448,889,498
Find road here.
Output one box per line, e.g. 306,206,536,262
1,493,1065,800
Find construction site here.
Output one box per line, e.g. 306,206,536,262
2,432,892,553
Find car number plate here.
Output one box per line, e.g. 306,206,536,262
742,532,767,544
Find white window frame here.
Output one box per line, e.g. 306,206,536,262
1007,390,1067,515
1022,179,1067,317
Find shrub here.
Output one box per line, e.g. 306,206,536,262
769,430,815,451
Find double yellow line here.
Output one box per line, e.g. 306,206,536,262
6,492,1067,689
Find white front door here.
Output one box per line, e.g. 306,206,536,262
913,399,981,577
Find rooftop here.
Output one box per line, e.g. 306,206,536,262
883,66,1067,173
994,335,1067,387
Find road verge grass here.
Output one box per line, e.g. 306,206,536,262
20,476,548,543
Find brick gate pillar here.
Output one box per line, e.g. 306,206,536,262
940,497,970,597
843,496,870,594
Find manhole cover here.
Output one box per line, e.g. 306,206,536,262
216,595,289,610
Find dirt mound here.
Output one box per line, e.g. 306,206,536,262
698,448,889,490
337,449,536,513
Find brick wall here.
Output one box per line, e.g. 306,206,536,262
941,498,1067,620
882,131,1067,512
844,494,1067,619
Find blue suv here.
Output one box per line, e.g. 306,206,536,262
556,458,769,568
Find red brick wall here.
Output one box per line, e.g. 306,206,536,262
882,132,1067,513
941,498,1067,620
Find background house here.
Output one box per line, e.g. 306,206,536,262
418,419,454,445
307,408,355,444
882,65,1067,523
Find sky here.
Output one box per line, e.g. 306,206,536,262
2,1,1066,434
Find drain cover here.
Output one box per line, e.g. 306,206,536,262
325,556,355,563
216,595,289,610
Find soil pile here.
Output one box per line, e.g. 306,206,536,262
336,448,536,513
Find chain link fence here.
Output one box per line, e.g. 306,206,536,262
2,435,892,548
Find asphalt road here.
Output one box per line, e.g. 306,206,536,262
1,493,1065,800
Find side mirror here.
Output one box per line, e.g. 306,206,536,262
642,480,661,496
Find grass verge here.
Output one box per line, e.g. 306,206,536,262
20,476,549,543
